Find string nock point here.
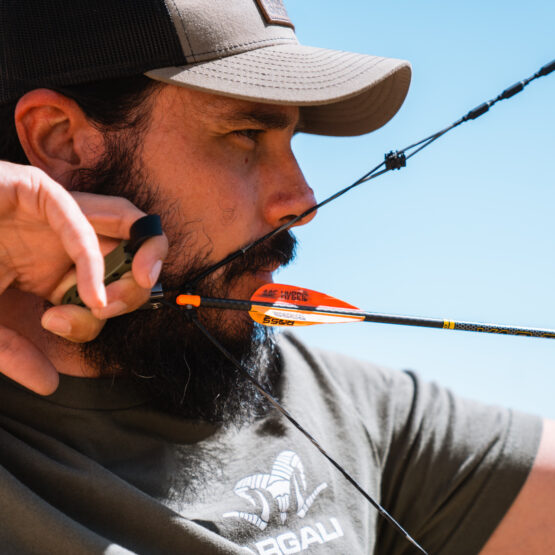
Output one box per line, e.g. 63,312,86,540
176,294,201,308
384,150,407,170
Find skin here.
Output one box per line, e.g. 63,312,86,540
480,420,555,554
0,85,315,384
0,84,553,551
0,163,168,393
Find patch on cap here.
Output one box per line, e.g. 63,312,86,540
254,0,294,28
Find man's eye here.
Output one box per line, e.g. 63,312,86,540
233,129,263,142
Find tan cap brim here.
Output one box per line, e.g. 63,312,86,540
146,44,411,137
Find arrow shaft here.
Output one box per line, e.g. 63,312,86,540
176,294,555,339
362,313,555,338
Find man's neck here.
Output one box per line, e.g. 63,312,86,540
0,290,99,378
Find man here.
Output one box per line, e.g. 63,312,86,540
0,1,553,553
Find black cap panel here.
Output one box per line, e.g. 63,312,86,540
0,0,187,104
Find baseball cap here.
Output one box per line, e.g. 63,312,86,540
0,0,411,136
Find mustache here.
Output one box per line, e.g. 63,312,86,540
223,230,297,284
163,230,297,296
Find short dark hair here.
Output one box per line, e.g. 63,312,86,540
0,75,162,164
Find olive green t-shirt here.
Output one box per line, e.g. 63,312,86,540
0,334,541,554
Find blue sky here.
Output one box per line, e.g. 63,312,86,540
279,0,555,417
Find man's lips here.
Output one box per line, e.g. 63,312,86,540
254,263,282,281
245,265,281,292
254,270,274,283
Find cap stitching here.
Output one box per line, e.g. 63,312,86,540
316,72,395,120
185,57,387,87
246,50,359,67
185,62,392,91
167,0,196,62
247,47,351,59
226,53,381,76
185,36,296,59
247,52,376,67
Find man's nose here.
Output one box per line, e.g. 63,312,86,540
261,152,317,229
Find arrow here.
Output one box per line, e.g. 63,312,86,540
175,283,555,339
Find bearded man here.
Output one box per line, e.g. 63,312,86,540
0,1,554,554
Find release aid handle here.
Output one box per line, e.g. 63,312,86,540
61,214,163,307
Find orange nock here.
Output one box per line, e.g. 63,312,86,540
176,294,201,307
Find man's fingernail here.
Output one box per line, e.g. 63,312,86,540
42,315,72,335
149,260,163,288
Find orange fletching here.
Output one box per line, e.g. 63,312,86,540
251,283,359,310
250,284,364,327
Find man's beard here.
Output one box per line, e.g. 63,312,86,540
72,134,297,424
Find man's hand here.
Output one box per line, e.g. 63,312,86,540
0,161,168,395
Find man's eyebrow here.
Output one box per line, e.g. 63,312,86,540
220,109,297,130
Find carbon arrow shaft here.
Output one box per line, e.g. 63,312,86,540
175,294,555,339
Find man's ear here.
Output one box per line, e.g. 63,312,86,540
15,89,103,184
